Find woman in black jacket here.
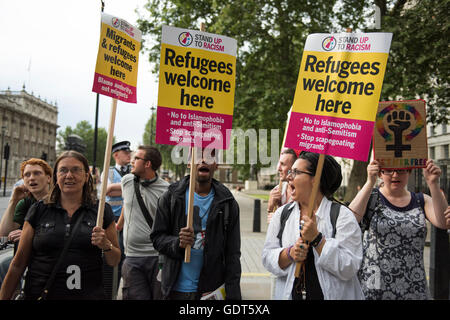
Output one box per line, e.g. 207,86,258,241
0,151,120,300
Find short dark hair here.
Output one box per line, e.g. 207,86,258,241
298,151,342,199
281,148,298,164
138,145,162,171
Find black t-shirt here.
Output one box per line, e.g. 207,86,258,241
24,201,114,300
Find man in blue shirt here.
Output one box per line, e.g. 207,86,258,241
151,148,242,300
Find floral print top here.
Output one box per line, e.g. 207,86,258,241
358,189,430,300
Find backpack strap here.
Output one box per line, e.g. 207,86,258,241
330,202,341,238
415,192,425,212
133,175,153,230
277,204,294,247
362,188,380,231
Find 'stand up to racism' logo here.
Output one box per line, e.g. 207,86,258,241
178,32,193,47
376,103,424,157
322,36,336,51
112,17,120,28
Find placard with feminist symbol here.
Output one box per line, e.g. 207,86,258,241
373,99,428,169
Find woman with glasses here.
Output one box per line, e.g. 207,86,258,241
0,151,120,300
349,159,448,299
262,151,364,300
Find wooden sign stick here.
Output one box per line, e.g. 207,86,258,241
184,22,206,263
294,27,352,277
184,146,198,262
96,98,118,227
294,153,325,277
273,106,293,212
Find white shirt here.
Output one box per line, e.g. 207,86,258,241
262,197,364,300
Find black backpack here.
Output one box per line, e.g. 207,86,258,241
276,201,341,246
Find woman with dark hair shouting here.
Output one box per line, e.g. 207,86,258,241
262,152,364,300
0,151,120,300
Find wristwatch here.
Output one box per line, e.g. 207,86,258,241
310,232,323,247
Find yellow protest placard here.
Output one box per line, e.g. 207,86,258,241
156,25,237,149
92,13,142,103
285,33,392,161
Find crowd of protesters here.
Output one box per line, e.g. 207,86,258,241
0,143,449,300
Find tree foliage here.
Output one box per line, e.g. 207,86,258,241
344,0,450,203
56,120,112,171
376,0,449,124
137,0,367,180
137,0,448,193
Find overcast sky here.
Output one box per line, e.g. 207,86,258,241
0,0,157,151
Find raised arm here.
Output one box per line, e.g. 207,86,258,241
0,185,28,236
422,160,448,229
349,160,380,223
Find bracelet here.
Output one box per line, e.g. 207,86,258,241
103,242,113,252
310,232,323,248
286,245,294,262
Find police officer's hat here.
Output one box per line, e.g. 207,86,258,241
112,141,131,153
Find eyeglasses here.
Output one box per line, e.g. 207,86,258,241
57,167,84,176
381,169,409,176
287,168,313,178
133,156,148,162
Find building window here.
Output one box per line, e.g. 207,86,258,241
442,123,447,134
444,145,449,159
430,146,435,159
430,125,436,136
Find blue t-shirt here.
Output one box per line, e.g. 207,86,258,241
173,187,215,292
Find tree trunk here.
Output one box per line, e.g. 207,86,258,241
344,160,369,204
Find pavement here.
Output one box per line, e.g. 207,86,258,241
232,189,272,300
0,188,433,300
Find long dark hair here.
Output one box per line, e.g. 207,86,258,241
46,151,96,206
298,151,342,199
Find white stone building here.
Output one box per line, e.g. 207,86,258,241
0,87,58,187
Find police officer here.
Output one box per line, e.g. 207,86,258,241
103,140,131,298
105,141,132,218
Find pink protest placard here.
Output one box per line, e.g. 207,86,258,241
92,13,141,103
155,25,237,149
285,32,392,161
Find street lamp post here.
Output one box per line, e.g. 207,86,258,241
149,106,156,144
0,126,6,189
